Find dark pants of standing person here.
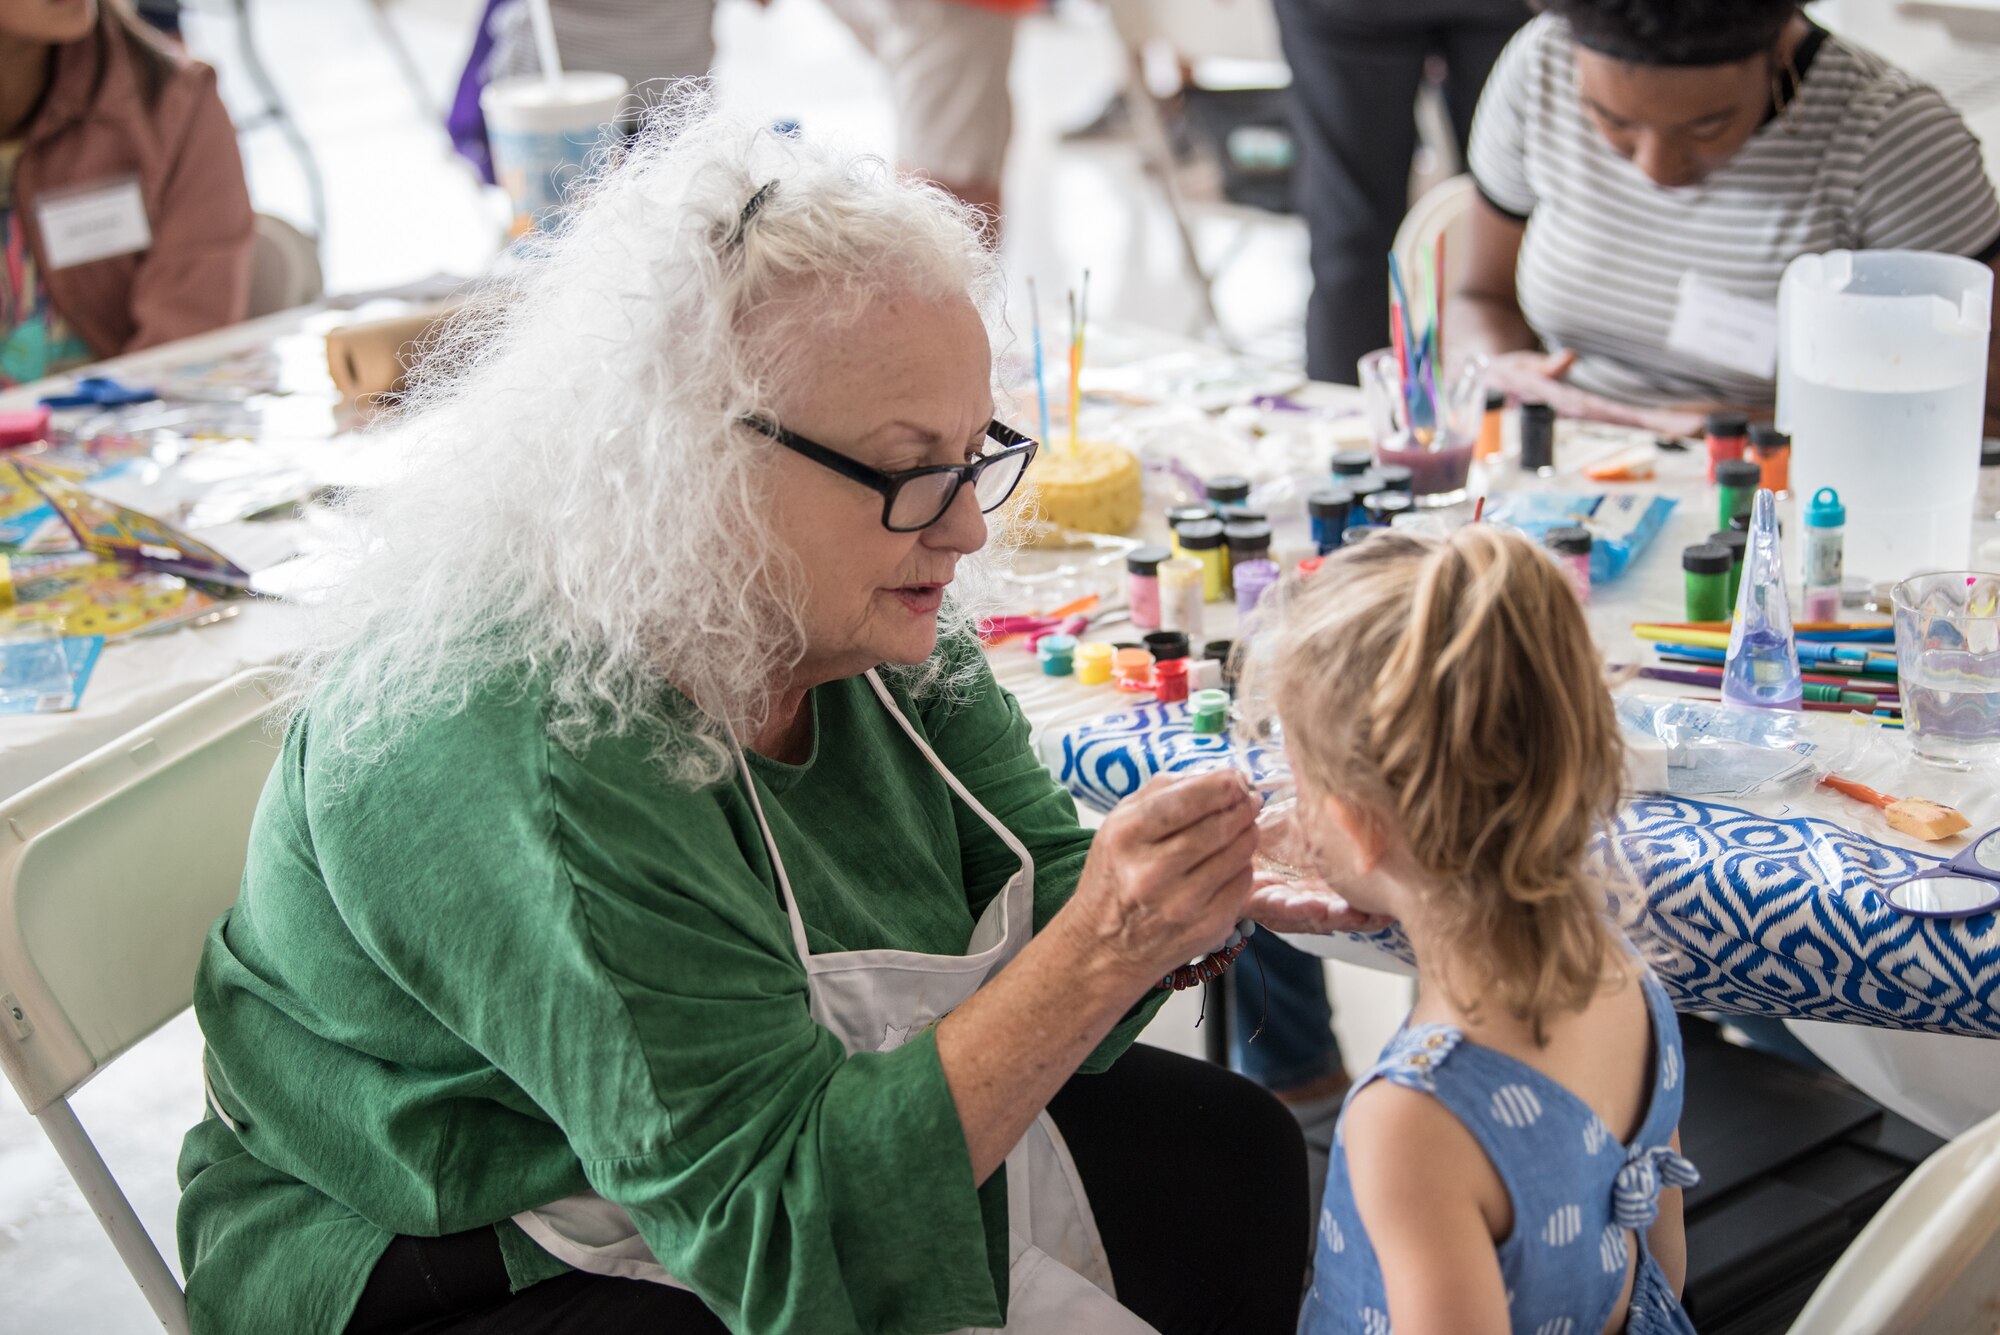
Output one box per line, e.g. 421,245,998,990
1273,0,1530,384
345,1043,1310,1334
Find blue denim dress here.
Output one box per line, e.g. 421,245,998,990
1300,972,1700,1335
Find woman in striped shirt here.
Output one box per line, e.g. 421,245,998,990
1452,0,2000,435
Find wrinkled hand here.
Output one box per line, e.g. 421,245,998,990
1487,349,1705,439
1062,770,1260,984
1245,795,1393,934
1247,873,1395,936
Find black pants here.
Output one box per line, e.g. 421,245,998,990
1273,0,1530,383
346,1043,1309,1334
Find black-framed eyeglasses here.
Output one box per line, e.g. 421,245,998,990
744,415,1039,532
1881,826,2000,919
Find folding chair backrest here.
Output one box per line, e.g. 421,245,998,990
1393,175,1477,311
0,670,284,1115
1787,1104,2000,1333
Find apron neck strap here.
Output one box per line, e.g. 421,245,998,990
860,670,1037,883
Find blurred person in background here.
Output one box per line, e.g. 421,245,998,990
1275,0,1532,384
0,0,252,386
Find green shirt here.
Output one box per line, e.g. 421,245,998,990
176,647,1163,1334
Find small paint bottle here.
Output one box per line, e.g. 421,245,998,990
1203,639,1238,696
1175,520,1229,602
1075,641,1115,686
1802,487,1846,623
1342,524,1387,547
1233,558,1281,618
1204,475,1252,515
1682,543,1734,622
1749,425,1791,495
1475,391,1505,460
1330,450,1373,479
1363,492,1413,528
1344,474,1387,529
1113,647,1156,694
1037,633,1077,677
1704,411,1748,484
1715,460,1762,531
1708,529,1748,607
1223,520,1273,594
1126,544,1170,631
1543,526,1593,604
1159,556,1206,638
1371,464,1415,497
1143,630,1190,662
1307,488,1355,554
1153,657,1190,704
1189,689,1231,734
1519,403,1555,475
1167,504,1216,537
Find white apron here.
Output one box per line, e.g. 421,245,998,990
513,670,1157,1334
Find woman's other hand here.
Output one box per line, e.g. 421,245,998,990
1488,349,1706,438
1247,874,1395,936
1059,770,1260,984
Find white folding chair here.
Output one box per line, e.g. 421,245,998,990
0,669,286,1335
1392,174,1476,309
1786,1104,2000,1334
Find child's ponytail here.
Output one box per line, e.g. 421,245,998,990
1251,526,1630,1040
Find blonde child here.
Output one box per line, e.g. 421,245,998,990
1250,527,1698,1335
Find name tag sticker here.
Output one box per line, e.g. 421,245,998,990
1666,271,1778,381
36,177,151,270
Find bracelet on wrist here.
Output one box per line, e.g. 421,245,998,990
1157,920,1257,992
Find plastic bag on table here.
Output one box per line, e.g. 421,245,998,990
1612,693,1880,799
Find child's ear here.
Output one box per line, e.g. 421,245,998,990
1319,793,1388,876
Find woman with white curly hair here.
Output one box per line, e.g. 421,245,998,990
175,103,1312,1334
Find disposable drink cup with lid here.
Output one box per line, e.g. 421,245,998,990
481,72,629,238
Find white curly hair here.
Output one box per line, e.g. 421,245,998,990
293,93,1008,787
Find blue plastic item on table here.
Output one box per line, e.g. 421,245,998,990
37,376,159,409
1484,491,1676,583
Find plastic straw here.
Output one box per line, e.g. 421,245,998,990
1027,277,1052,449
526,0,564,82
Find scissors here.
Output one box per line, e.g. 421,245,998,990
1882,826,2000,919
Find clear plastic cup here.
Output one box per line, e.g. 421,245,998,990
1894,570,2000,768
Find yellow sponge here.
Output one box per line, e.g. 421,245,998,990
1011,440,1142,543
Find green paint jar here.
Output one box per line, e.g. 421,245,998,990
1683,543,1734,622
1707,529,1747,608
1715,459,1762,532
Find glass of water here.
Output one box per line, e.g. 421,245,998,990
1894,571,2000,768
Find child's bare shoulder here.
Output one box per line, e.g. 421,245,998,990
1344,1077,1512,1240
1343,1080,1488,1187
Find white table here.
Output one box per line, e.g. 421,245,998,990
13,313,1999,1136
0,307,393,798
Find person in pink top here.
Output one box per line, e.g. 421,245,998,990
0,0,253,386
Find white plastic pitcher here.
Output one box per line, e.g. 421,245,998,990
1777,250,1992,586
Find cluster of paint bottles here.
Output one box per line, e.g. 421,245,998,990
1036,630,1236,734
1037,625,1236,711
1687,413,1842,624
1306,451,1425,556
